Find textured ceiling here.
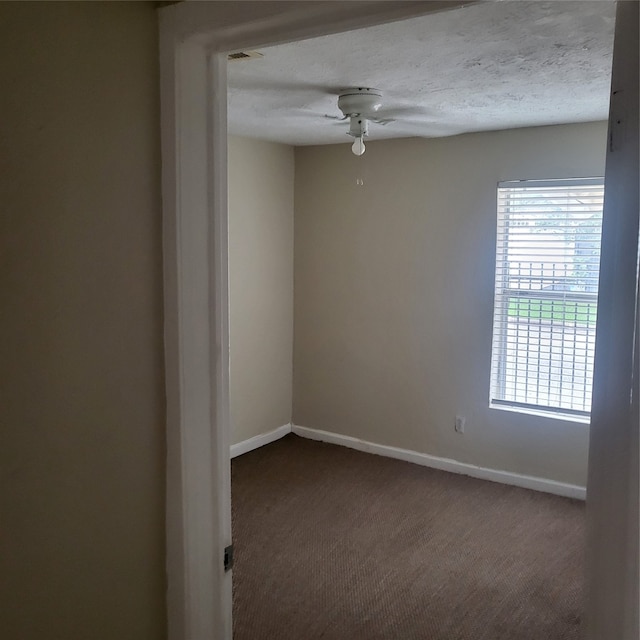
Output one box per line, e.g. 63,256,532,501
227,1,615,146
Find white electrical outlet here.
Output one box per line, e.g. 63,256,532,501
455,416,466,434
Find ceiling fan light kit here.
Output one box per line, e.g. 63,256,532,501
349,116,368,156
338,88,382,156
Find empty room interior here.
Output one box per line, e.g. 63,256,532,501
227,2,615,639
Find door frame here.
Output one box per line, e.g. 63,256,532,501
158,2,639,639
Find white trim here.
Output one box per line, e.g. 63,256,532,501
292,425,586,501
209,51,234,640
160,31,232,640
586,3,639,637
490,403,591,425
231,424,292,458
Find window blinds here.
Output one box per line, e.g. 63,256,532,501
490,178,605,419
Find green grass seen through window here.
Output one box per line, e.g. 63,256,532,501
507,298,597,325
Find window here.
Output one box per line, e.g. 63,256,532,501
489,178,605,420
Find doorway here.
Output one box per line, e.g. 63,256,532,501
159,2,639,639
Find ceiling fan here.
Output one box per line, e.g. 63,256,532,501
328,88,386,156
327,87,438,156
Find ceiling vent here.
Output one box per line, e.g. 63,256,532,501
227,51,263,61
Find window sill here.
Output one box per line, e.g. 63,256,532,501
490,402,591,425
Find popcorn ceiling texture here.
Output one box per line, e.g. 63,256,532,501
228,1,615,145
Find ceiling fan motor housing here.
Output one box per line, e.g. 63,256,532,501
337,88,383,118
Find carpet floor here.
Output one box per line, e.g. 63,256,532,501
231,434,584,639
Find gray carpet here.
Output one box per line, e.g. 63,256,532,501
232,434,584,639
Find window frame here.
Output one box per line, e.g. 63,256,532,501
489,177,605,423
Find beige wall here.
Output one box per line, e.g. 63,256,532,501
293,121,608,487
229,136,294,444
0,3,165,639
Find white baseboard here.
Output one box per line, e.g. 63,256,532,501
231,423,292,458
291,424,586,500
